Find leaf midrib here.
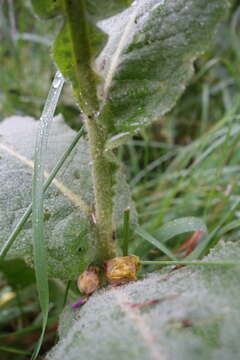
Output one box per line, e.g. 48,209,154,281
0,143,90,214
102,4,139,101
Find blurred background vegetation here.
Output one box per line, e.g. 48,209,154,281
0,0,240,358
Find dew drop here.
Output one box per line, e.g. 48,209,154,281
53,71,63,89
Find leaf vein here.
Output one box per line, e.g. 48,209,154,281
0,143,90,214
113,287,166,360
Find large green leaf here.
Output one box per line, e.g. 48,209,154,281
48,241,240,360
96,0,229,149
0,116,136,279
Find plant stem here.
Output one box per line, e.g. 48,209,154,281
63,0,117,259
84,115,117,259
63,0,98,114
141,260,240,266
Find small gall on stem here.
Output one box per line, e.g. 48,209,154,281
105,255,140,286
77,266,100,296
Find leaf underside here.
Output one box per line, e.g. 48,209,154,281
0,116,136,279
48,241,240,360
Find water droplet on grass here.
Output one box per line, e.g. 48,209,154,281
53,71,63,89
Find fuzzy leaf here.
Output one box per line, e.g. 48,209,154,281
0,116,96,279
0,116,136,279
96,0,229,149
48,241,240,360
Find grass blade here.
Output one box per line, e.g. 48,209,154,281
141,260,240,267
135,227,177,260
0,346,30,355
186,198,240,260
122,207,130,256
62,280,71,308
31,71,64,359
154,217,207,243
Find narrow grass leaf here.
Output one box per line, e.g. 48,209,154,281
62,280,71,308
141,260,240,267
0,324,41,338
122,207,130,256
31,71,64,359
130,151,177,187
0,346,30,355
218,220,240,236
154,217,207,244
187,198,240,260
135,227,177,260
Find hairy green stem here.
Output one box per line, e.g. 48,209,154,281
84,116,117,259
64,0,117,259
63,0,98,114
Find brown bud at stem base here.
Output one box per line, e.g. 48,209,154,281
77,266,100,296
105,255,140,286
